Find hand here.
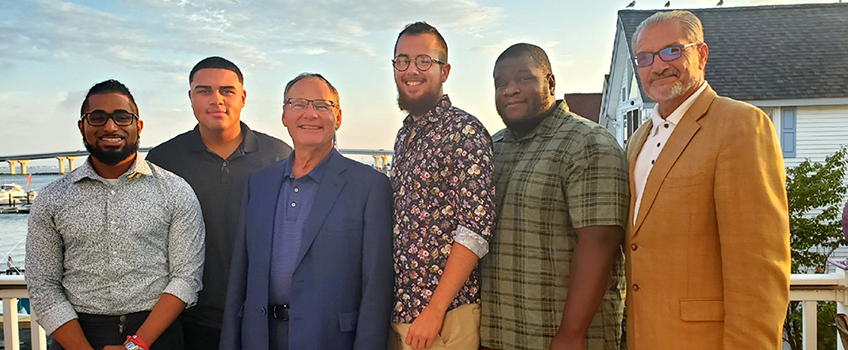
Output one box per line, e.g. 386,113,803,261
102,346,126,350
549,333,585,350
405,306,445,350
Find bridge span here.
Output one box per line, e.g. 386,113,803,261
0,148,393,174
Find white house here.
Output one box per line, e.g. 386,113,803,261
599,3,848,170
599,3,848,263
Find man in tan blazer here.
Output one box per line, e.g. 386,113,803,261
625,10,790,350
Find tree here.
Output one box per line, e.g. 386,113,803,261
783,147,848,350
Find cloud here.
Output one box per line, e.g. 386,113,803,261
1,0,502,74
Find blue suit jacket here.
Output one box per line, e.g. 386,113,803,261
220,150,394,350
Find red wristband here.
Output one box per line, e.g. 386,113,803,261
125,335,150,350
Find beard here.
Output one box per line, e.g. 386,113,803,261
497,87,555,136
83,137,139,166
646,69,700,102
397,83,443,117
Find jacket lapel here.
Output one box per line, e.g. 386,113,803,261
294,151,346,269
250,161,287,292
632,84,717,234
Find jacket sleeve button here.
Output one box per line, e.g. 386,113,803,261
261,307,267,315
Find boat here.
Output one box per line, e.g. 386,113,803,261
0,184,36,206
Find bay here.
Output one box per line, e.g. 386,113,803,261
0,174,63,270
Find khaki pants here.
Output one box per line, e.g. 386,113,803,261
390,304,481,350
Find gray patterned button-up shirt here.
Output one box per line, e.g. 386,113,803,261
25,157,205,334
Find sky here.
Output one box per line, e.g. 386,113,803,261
0,0,833,160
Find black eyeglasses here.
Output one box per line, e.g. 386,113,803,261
81,110,139,126
284,98,336,113
633,42,701,68
392,54,445,72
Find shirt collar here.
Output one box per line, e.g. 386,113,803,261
187,121,257,154
70,154,151,183
649,81,708,136
283,148,336,183
499,100,571,142
401,94,452,130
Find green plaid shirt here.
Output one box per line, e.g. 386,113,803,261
480,101,628,350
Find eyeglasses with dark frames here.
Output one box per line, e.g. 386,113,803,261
392,54,445,72
284,98,337,113
633,42,702,68
81,110,139,126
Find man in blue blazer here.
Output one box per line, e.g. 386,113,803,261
220,73,394,350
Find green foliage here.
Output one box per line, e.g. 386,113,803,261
783,147,848,350
786,147,848,274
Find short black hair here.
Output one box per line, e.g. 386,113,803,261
394,22,448,62
284,73,341,108
80,79,138,116
495,43,552,77
189,56,244,85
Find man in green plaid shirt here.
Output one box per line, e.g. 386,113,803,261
480,43,629,350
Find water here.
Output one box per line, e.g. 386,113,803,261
0,174,63,270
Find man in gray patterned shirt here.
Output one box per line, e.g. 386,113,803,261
26,80,205,350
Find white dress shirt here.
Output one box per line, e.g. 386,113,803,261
633,82,708,223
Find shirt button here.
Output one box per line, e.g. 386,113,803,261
657,143,661,147
110,220,116,224
631,244,638,251
110,190,116,195
651,160,655,165
291,202,296,207
633,284,641,291
664,123,669,128
113,252,118,256
294,188,299,193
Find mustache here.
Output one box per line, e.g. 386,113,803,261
649,69,678,83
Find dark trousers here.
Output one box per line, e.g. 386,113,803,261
178,315,221,350
269,317,289,350
50,311,183,350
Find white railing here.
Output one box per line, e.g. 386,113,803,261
790,270,848,350
0,275,46,350
0,272,844,350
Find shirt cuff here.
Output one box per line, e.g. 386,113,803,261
163,278,199,308
454,225,489,258
36,301,78,335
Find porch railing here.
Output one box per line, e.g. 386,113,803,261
0,272,846,350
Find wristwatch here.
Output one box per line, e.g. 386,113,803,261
123,340,143,350
123,335,150,350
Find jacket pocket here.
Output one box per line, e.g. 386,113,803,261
663,172,705,189
338,311,359,332
680,299,724,321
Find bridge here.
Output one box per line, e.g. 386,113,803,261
0,148,393,174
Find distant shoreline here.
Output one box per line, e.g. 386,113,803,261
0,173,65,176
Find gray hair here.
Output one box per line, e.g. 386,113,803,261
284,73,341,108
632,10,704,49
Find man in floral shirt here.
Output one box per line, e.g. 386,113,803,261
389,22,496,350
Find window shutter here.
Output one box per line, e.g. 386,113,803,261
781,107,796,158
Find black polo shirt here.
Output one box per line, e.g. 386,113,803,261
146,122,292,328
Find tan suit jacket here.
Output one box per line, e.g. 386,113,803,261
625,84,790,350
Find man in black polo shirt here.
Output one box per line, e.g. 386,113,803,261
147,56,292,350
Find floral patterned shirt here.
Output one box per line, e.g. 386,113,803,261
391,95,496,323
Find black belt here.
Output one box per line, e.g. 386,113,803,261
271,304,289,321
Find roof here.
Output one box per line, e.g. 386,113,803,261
564,93,602,123
618,3,848,101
